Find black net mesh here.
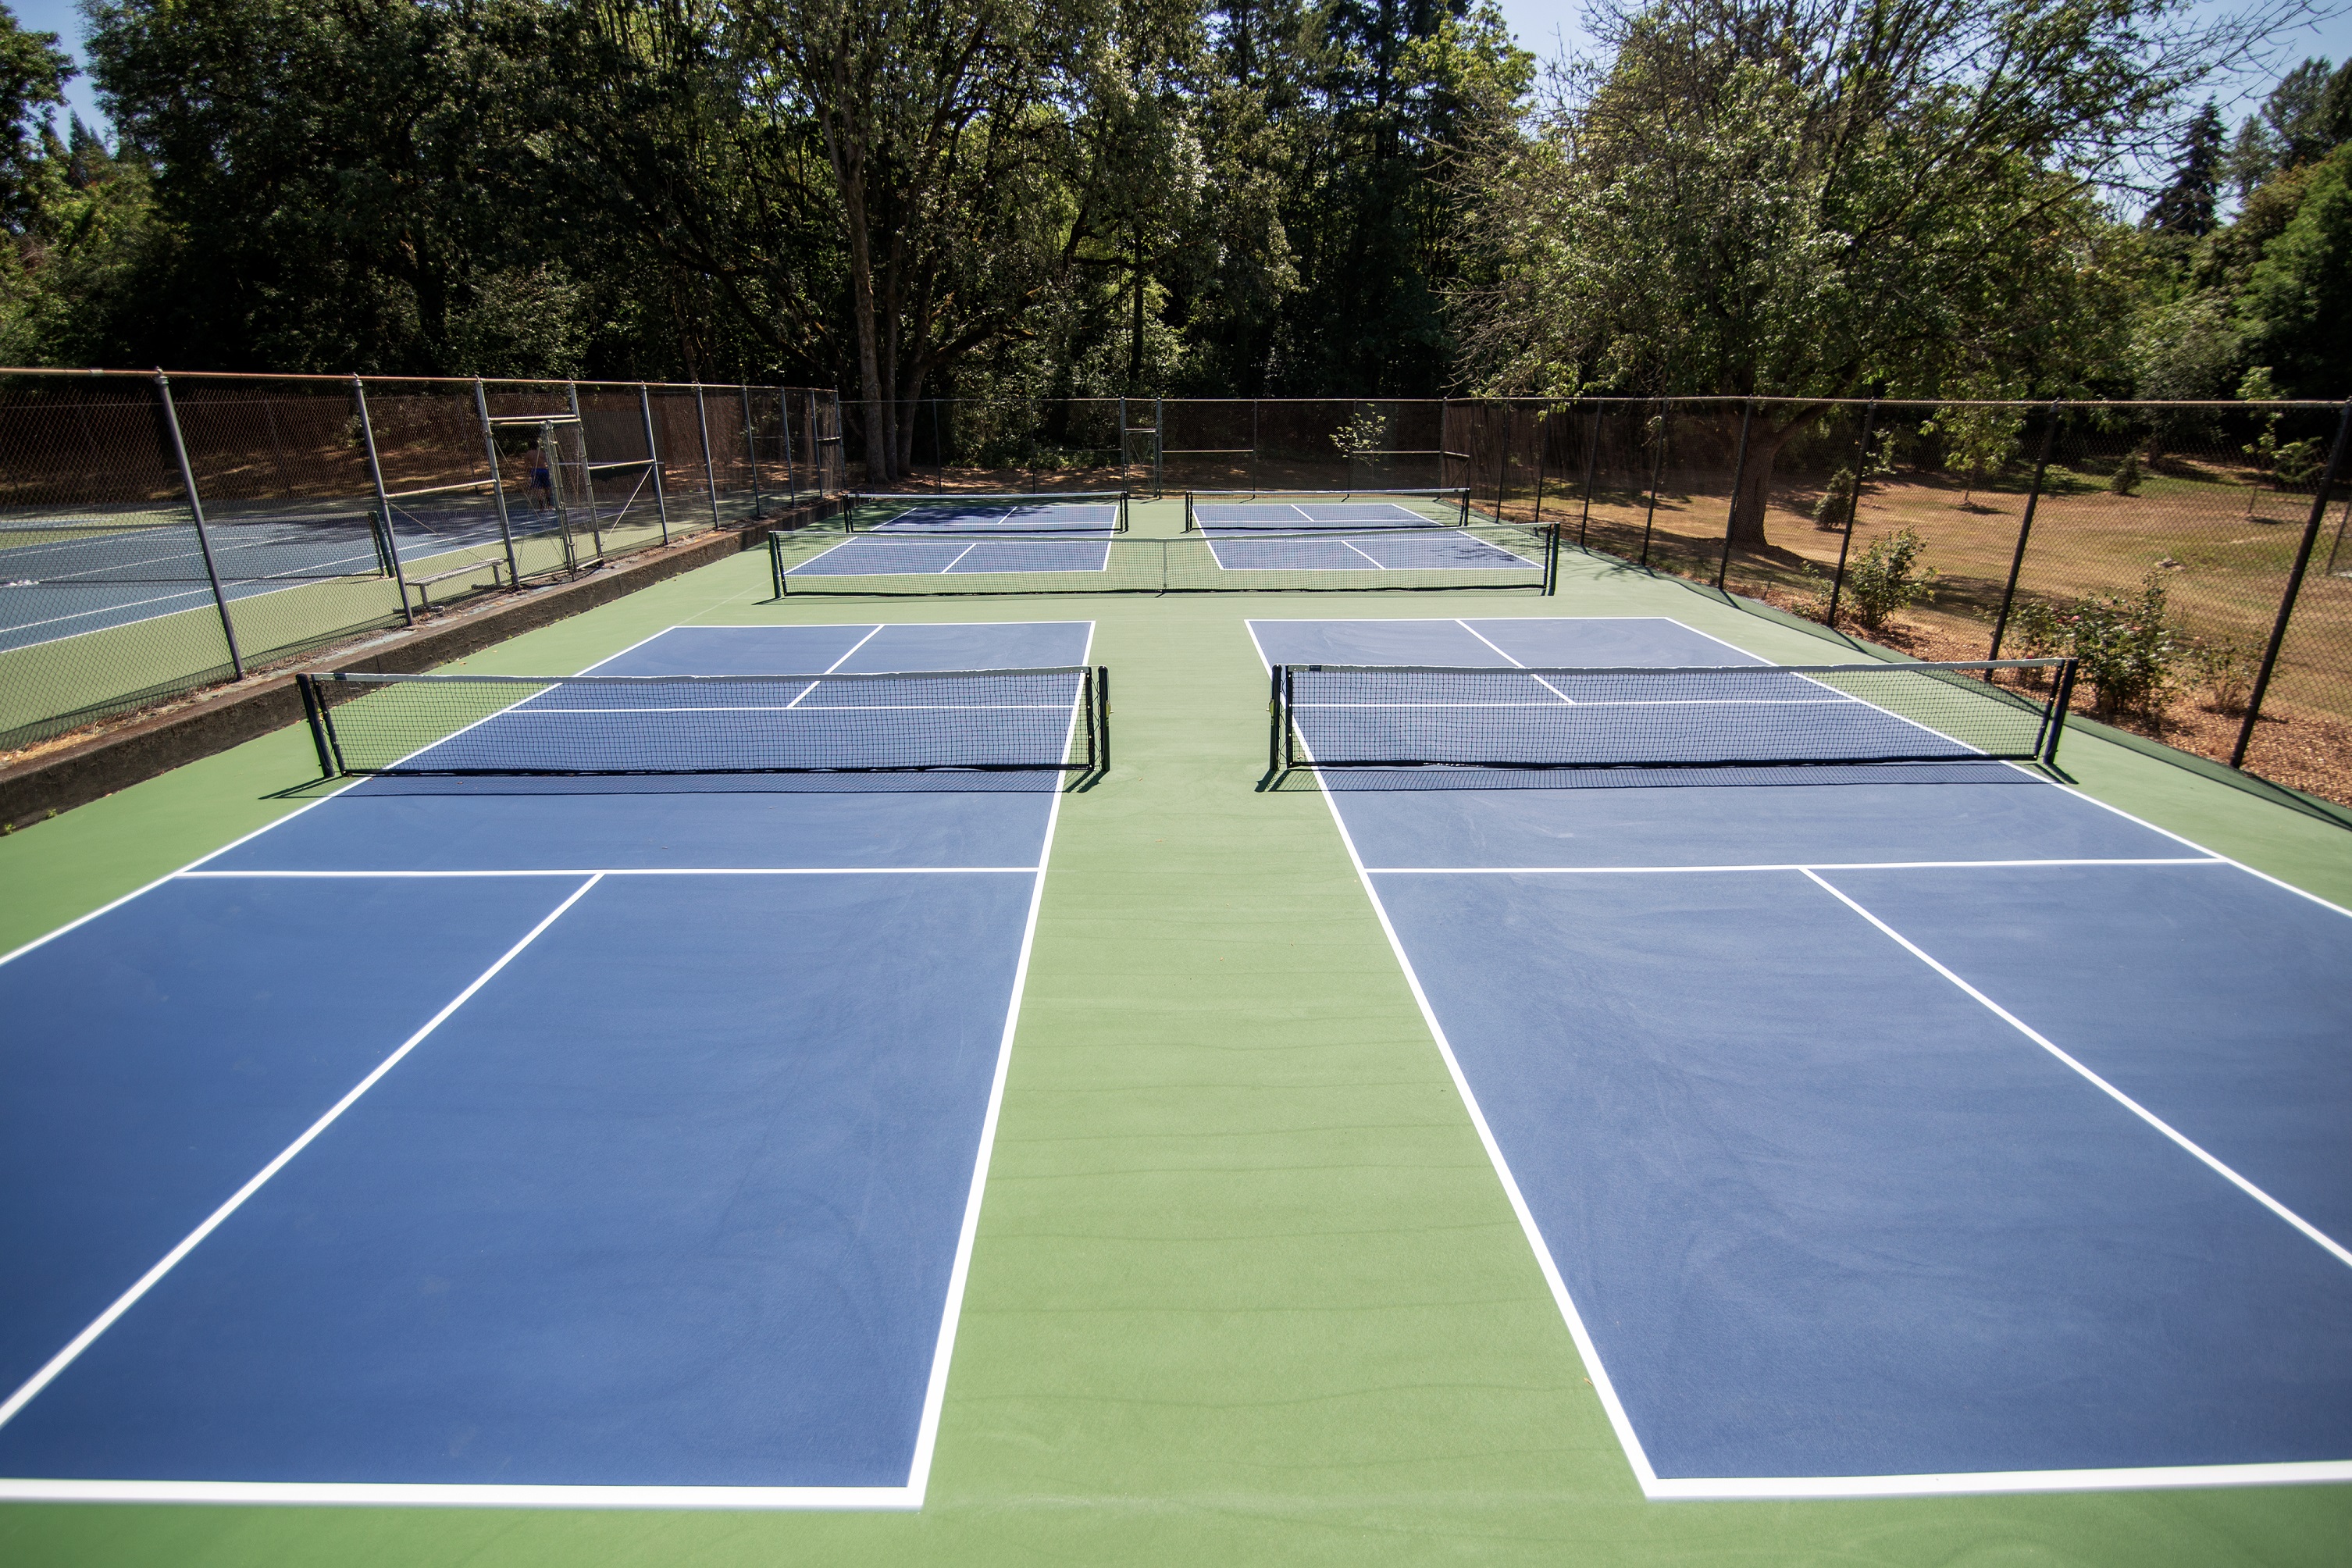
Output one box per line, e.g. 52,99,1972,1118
307,667,1103,775
1276,660,2070,769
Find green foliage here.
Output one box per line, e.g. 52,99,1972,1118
1839,526,1937,633
1922,391,2026,504
0,2,72,233
2238,368,2327,486
2190,637,2258,715
1331,408,1392,458
1812,466,1857,530
2014,572,2184,717
2108,450,2144,494
2237,144,2352,400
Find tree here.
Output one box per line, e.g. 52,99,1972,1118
1450,0,2240,547
0,1,71,233
2239,143,2352,397
1922,386,2025,505
2147,102,2225,237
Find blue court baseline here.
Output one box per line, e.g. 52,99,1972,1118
0,619,1091,1506
1249,615,2352,1498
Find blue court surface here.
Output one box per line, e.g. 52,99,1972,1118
0,620,1092,1506
789,535,1112,576
1206,528,1536,572
1,504,543,654
1249,615,2352,1498
855,498,1121,535
1192,500,1455,532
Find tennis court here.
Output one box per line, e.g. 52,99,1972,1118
1187,490,1538,575
0,620,1097,1503
788,494,1125,580
1251,615,2352,1495
0,503,534,654
3,525,2350,1565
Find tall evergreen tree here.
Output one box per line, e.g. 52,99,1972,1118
2147,102,2225,237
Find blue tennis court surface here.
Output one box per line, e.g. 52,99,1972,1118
0,620,1091,1506
1249,615,2352,1497
857,498,1121,534
789,536,1113,577
1,504,537,654
1193,501,1534,572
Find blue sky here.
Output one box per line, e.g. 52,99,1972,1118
10,0,2348,146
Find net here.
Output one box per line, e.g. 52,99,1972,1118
1185,486,1471,532
1270,659,2076,772
845,490,1130,533
301,667,1108,776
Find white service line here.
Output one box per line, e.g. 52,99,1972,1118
783,622,888,708
1803,868,2352,1272
176,866,1042,878
938,541,982,575
1338,538,1388,569
0,874,604,1434
1366,857,2226,875
1454,618,1577,705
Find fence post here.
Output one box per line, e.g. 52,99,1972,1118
351,378,415,622
471,380,524,586
1530,405,1550,531
2232,397,2352,768
1825,400,1878,628
565,380,605,558
1153,394,1164,495
1249,397,1260,493
780,387,798,506
1493,402,1513,522
1987,401,2062,659
739,385,763,516
153,371,244,678
1714,398,1755,590
637,384,671,543
1637,400,1670,568
692,384,722,528
1577,404,1601,547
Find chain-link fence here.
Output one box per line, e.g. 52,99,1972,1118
1461,395,2351,810
0,370,843,755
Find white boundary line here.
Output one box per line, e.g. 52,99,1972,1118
1365,857,2225,875
1247,614,2352,1499
0,622,695,971
176,867,1042,878
1802,868,2352,1271
2,618,1092,1509
0,1478,916,1509
1242,619,1665,1497
900,615,1096,1506
0,874,604,1437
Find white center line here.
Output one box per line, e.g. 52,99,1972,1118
0,874,607,1434
1455,619,1576,704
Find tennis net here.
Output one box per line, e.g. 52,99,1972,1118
300,666,1109,776
844,490,1130,533
1269,659,2076,772
1185,486,1471,532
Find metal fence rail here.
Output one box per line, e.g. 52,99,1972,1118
0,369,843,754
835,392,2350,810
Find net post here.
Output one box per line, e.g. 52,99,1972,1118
769,530,786,597
1637,399,1669,568
1544,522,1561,596
1096,665,1111,772
1826,400,1876,629
351,377,417,622
297,674,337,779
1182,490,1196,533
640,383,672,543
471,380,525,586
2233,395,2352,768
153,370,245,679
1988,401,2061,661
1267,662,1282,776
1454,486,1470,528
1714,398,1755,590
1282,667,1296,772
1577,404,1600,547
2044,658,2079,764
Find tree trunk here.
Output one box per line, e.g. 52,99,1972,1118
1724,415,1809,550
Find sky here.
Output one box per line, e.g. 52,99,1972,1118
9,0,2350,147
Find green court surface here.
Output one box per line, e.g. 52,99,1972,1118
4,503,2350,1566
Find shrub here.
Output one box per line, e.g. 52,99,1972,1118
2054,572,2183,718
1812,466,1856,530
1839,526,1937,632
2108,451,2144,495
2190,638,2258,715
